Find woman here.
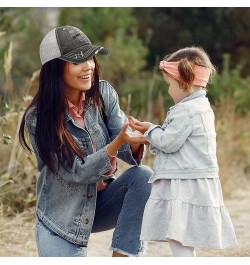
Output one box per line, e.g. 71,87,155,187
19,25,152,257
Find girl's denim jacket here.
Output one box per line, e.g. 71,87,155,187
25,80,142,246
145,90,219,183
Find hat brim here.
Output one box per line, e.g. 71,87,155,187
60,44,110,64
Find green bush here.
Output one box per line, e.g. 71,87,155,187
209,54,250,114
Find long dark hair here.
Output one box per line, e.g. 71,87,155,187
19,56,104,174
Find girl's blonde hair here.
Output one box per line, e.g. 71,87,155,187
164,46,217,91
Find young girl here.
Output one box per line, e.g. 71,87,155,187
129,46,238,257
18,25,152,257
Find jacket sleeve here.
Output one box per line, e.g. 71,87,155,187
57,147,115,184
100,81,143,166
144,107,192,153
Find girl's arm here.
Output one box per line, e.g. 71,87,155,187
144,108,192,153
129,109,192,154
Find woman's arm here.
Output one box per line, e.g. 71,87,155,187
100,81,147,164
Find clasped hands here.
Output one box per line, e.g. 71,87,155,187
119,116,153,145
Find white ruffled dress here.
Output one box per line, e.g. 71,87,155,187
140,177,238,249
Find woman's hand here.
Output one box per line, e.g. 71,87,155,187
118,123,146,144
129,116,153,134
106,123,147,158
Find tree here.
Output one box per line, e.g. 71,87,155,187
0,7,60,77
133,7,250,76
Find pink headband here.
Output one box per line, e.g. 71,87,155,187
159,60,211,87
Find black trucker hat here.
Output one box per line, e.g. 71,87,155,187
39,25,110,65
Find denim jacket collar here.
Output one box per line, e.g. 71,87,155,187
169,89,207,111
181,89,207,103
64,100,93,125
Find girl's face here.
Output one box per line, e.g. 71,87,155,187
162,72,188,104
63,58,95,101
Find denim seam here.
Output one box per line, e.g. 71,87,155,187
36,222,42,256
111,186,127,249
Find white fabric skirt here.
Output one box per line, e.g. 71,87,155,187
140,178,238,249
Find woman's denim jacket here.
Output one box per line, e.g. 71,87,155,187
25,80,142,246
145,90,219,183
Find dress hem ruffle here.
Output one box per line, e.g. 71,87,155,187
140,197,238,249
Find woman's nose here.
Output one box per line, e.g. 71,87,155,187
82,60,92,70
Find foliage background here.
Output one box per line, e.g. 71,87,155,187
0,7,250,217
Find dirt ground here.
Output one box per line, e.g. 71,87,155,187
0,182,250,258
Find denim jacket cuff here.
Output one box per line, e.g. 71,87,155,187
144,124,161,138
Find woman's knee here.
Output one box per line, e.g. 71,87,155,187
124,165,153,191
131,165,153,180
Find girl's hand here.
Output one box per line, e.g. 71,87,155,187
129,116,153,134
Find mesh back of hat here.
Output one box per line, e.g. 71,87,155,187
40,28,61,65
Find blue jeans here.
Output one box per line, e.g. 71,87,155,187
36,165,152,257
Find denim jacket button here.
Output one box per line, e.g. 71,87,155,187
83,218,89,224
87,192,93,198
